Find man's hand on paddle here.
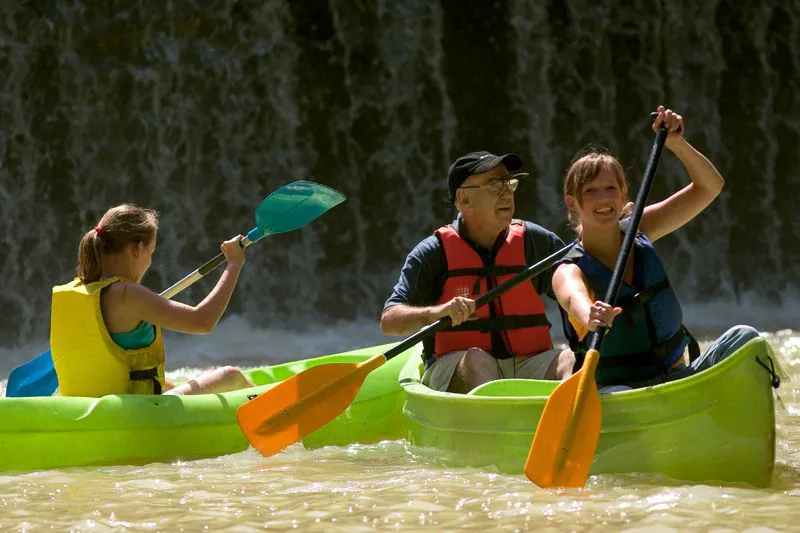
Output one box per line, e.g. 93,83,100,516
435,296,477,326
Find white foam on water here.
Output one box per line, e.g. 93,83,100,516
681,287,800,335
160,313,389,369
2,289,798,382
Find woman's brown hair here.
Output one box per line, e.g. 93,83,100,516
563,149,629,233
76,204,159,284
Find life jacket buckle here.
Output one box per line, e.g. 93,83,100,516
633,290,652,306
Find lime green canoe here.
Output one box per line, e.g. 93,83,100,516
399,337,781,487
0,346,410,472
0,337,781,486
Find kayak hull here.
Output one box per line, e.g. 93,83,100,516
1,337,779,487
0,345,410,472
400,337,778,486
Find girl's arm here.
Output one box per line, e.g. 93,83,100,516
639,106,725,242
120,236,246,334
553,263,620,331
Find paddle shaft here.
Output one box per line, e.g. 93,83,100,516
6,253,231,396
236,241,573,456
548,122,669,481
8,181,346,398
150,180,347,299
381,243,572,361
589,124,668,351
161,234,255,299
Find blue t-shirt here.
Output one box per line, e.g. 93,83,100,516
383,216,566,361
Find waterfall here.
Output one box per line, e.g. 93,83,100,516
0,0,797,347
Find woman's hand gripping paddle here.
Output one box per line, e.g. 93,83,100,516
236,244,573,457
5,181,345,398
525,116,668,488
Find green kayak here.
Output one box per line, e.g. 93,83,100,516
399,337,780,486
0,336,781,486
0,345,410,472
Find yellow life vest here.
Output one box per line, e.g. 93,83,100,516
50,277,166,397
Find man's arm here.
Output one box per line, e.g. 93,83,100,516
380,236,476,336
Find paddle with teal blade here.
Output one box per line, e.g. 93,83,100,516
161,180,346,298
4,180,346,398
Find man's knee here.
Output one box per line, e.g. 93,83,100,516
448,348,500,394
459,348,495,370
546,348,575,380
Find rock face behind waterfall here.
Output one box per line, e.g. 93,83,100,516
0,1,797,345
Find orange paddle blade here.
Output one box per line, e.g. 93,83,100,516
525,349,602,488
236,354,387,457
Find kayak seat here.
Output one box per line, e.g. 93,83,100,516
468,378,559,397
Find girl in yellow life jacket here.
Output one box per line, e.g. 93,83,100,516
51,204,253,397
552,106,759,390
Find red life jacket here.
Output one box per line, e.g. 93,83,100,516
433,221,553,359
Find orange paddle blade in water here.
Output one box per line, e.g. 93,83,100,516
235,246,575,459
236,354,387,457
525,349,602,488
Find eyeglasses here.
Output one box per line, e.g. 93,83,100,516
459,173,528,195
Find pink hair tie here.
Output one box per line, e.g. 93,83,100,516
95,226,105,236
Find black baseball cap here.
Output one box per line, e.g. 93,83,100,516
447,151,524,203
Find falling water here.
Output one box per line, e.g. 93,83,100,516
0,0,797,351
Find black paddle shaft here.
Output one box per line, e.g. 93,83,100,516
163,236,252,298
589,118,669,352
197,253,228,276
198,236,251,276
383,243,572,361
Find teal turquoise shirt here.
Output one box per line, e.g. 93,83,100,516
110,321,155,350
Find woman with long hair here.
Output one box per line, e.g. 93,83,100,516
553,106,758,390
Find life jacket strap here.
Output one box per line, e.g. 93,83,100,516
446,265,527,278
445,314,551,334
572,325,700,375
617,279,672,310
129,368,162,395
445,265,529,300
595,325,695,370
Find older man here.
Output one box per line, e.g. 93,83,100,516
380,151,574,393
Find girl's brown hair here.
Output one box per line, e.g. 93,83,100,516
76,204,159,284
563,149,629,232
